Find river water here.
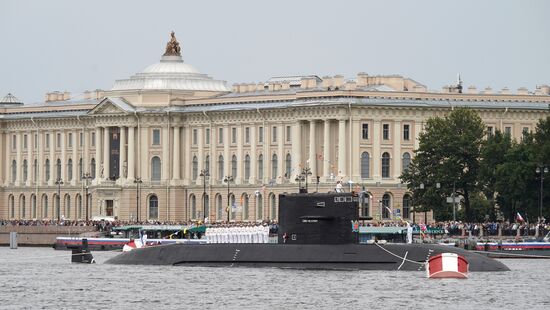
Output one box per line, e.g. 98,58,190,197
0,247,548,309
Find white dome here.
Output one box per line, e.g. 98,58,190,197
142,58,200,74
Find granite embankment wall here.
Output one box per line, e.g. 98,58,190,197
0,226,98,246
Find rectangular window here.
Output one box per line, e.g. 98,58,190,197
286,126,291,142
259,127,264,143
218,128,223,144
192,129,198,145
487,126,493,136
522,127,529,134
272,126,277,143
12,135,16,150
68,133,73,148
245,127,250,144
80,133,83,147
46,134,50,148
91,132,95,147
504,126,512,135
232,127,237,144
57,133,61,148
34,134,38,148
23,134,28,149
152,129,161,145
205,128,210,145
362,123,369,140
382,124,389,140
403,124,410,141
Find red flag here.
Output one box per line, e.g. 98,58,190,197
516,212,524,222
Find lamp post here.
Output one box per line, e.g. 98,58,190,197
418,182,440,224
295,174,305,192
224,175,234,222
200,169,209,222
302,167,312,192
536,165,548,221
82,173,92,221
55,178,64,221
134,177,143,222
255,190,260,220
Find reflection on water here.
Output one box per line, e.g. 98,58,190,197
0,247,549,309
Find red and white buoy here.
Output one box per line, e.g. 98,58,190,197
427,253,468,279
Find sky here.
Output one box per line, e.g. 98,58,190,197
1,0,549,103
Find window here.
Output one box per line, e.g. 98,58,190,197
361,152,370,179
271,154,278,179
259,127,264,143
149,195,159,219
231,155,237,177
205,128,210,145
12,135,16,150
285,154,291,178
504,126,512,135
383,124,389,140
65,195,71,219
8,195,14,218
192,156,198,181
382,194,391,219
286,126,291,142
21,196,26,218
258,154,264,180
77,195,82,219
245,127,250,144
403,195,412,219
56,159,61,180
68,133,73,148
91,132,95,147
151,156,161,181
33,159,38,181
218,128,223,144
57,133,61,148
218,155,224,181
42,195,48,218
46,134,50,148
203,194,209,219
192,129,198,145
361,192,370,217
272,126,277,143
23,160,28,182
11,160,16,182
67,159,73,181
244,155,251,180
45,159,50,181
90,158,96,179
78,158,83,180
256,193,263,220
403,124,410,141
270,194,276,220
190,195,196,219
34,134,38,148
522,127,529,134
216,194,223,221
23,134,28,149
362,123,369,140
32,195,37,218
382,152,390,178
80,133,83,147
487,126,493,136
243,195,249,220
205,155,210,173
231,128,237,144
152,129,161,145
230,194,236,220
402,152,411,173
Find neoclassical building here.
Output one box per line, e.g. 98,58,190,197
1,33,549,223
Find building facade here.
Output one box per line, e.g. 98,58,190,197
1,33,549,223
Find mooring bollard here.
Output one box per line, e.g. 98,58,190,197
10,232,18,249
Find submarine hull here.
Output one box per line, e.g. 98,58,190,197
105,243,509,272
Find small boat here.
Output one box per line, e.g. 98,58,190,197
427,253,468,278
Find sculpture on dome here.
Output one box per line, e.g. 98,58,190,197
163,31,182,56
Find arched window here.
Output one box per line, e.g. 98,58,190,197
45,159,50,182
190,194,196,219
256,193,263,220
56,159,61,180
192,156,198,181
403,194,412,220
402,152,411,173
258,154,264,181
205,155,210,173
382,193,391,219
8,195,15,218
271,154,278,180
76,195,82,219
216,194,223,221
231,155,237,178
20,195,26,218
151,156,161,181
90,158,96,179
11,160,16,182
244,155,251,181
243,194,249,220
22,160,28,182
33,159,38,182
230,194,236,220
149,195,159,219
65,195,71,219
31,194,37,218
203,194,209,220
78,158,83,180
67,159,73,181
381,152,390,178
361,152,370,179
361,192,370,217
270,194,276,220
42,194,48,218
218,155,224,181
285,154,291,179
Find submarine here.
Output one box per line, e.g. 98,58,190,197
106,192,509,272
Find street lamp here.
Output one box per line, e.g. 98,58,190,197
536,165,548,221
55,178,64,221
200,169,209,223
418,182,440,224
295,174,305,192
224,175,234,222
134,177,143,222
82,173,92,221
302,167,312,192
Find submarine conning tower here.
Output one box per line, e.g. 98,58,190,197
278,192,360,245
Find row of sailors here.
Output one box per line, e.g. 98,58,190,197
205,225,271,243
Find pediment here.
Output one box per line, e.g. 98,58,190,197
88,97,135,116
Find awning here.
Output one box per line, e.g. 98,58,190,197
359,227,407,234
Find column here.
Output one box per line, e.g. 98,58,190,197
72,130,78,185
323,119,331,181
127,126,135,180
337,119,346,177
37,131,44,186
236,126,243,184
308,121,317,178
0,132,4,185
162,125,169,181
27,131,33,185
291,121,302,180
140,126,149,180
183,125,191,183
249,124,257,183
119,126,126,180
61,130,66,181
103,127,110,180
414,121,422,150
15,132,22,185
94,127,101,181
49,132,55,186
351,119,361,180
83,128,89,175
197,127,204,182
393,121,402,180
172,126,180,180
277,125,284,184
224,125,230,178
373,121,381,180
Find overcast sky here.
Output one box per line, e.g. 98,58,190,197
1,0,549,103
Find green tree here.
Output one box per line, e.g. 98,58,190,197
401,108,485,222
